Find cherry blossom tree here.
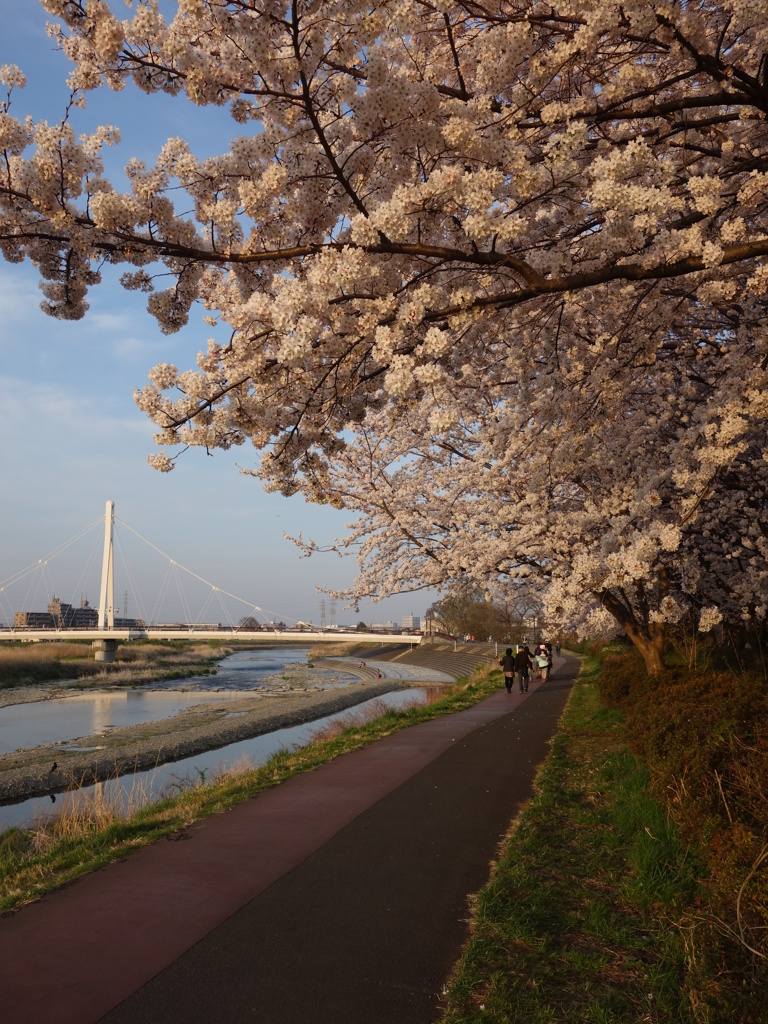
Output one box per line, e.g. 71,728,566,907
2,0,768,674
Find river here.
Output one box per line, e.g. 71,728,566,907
0,646,316,755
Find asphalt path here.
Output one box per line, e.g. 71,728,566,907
0,656,578,1024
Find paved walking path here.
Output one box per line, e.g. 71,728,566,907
0,657,578,1024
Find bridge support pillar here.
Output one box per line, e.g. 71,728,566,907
93,639,118,663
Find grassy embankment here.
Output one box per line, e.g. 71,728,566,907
441,650,768,1024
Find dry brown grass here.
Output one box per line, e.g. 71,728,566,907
422,684,452,704
307,688,439,742
29,751,265,857
114,643,221,662
0,640,229,689
307,642,360,659
308,698,396,741
29,770,162,855
0,642,105,687
0,642,93,664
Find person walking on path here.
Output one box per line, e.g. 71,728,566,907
515,644,531,692
499,647,516,693
532,643,543,679
535,648,550,682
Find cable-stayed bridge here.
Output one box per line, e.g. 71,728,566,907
0,501,421,659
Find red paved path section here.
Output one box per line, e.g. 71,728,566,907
0,657,577,1024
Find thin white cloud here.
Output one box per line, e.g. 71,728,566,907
0,270,43,326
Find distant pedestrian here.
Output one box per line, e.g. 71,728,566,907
515,645,531,693
536,643,548,675
499,647,516,693
535,649,550,682
555,642,561,656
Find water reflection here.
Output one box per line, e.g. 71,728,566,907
0,647,314,755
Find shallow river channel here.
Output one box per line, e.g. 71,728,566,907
0,647,427,831
0,647,315,755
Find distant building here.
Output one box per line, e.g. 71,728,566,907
115,616,145,628
48,596,98,629
401,613,421,630
14,610,54,628
14,595,143,629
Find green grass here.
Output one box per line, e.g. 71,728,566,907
440,663,702,1024
0,667,500,912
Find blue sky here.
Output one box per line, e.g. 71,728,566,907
0,3,433,628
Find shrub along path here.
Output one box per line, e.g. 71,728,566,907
0,657,577,1024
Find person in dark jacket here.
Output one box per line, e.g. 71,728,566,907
515,645,532,693
499,647,516,693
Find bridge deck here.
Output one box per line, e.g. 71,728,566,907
0,628,421,644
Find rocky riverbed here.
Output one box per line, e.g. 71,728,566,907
0,670,412,805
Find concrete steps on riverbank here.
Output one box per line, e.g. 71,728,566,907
312,657,381,681
341,639,500,682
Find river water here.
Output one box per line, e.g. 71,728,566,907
0,647,316,756
0,647,427,831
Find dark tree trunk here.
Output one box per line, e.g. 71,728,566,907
593,587,667,676
624,624,666,676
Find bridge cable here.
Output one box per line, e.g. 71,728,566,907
152,562,175,626
172,561,194,628
0,516,104,590
114,516,303,624
67,531,102,613
113,530,150,628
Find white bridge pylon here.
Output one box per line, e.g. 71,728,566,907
97,499,115,631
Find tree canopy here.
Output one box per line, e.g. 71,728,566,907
2,1,767,673
426,589,540,642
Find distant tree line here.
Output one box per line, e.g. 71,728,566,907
426,589,547,644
